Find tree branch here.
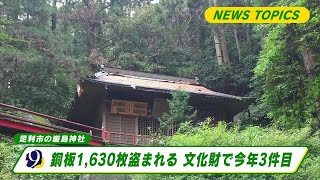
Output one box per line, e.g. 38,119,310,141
82,0,89,7
97,4,111,14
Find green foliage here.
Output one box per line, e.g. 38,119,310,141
158,91,196,130
0,0,93,118
0,57,77,118
168,121,312,146
0,17,15,42
136,122,320,179
253,0,320,129
101,1,260,97
0,0,261,118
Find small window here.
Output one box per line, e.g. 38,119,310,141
138,118,160,135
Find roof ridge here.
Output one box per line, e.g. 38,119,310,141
107,72,194,85
100,67,198,84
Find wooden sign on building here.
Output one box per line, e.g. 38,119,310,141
111,99,148,116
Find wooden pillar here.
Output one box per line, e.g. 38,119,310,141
135,117,139,145
102,100,111,130
101,103,107,130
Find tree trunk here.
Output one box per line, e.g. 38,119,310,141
210,0,223,65
214,31,223,65
86,0,95,56
301,48,316,73
301,48,319,129
211,0,230,64
234,27,241,62
51,0,57,31
213,0,218,6
62,0,71,55
220,27,230,64
87,25,95,56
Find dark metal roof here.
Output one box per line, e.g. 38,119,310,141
89,71,253,101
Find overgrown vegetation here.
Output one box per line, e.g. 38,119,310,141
136,121,320,180
253,0,320,130
158,91,196,131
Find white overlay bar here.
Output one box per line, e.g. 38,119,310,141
14,146,308,174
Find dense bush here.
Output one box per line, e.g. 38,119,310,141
135,121,320,179
158,91,196,131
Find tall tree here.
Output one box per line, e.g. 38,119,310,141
209,0,230,65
